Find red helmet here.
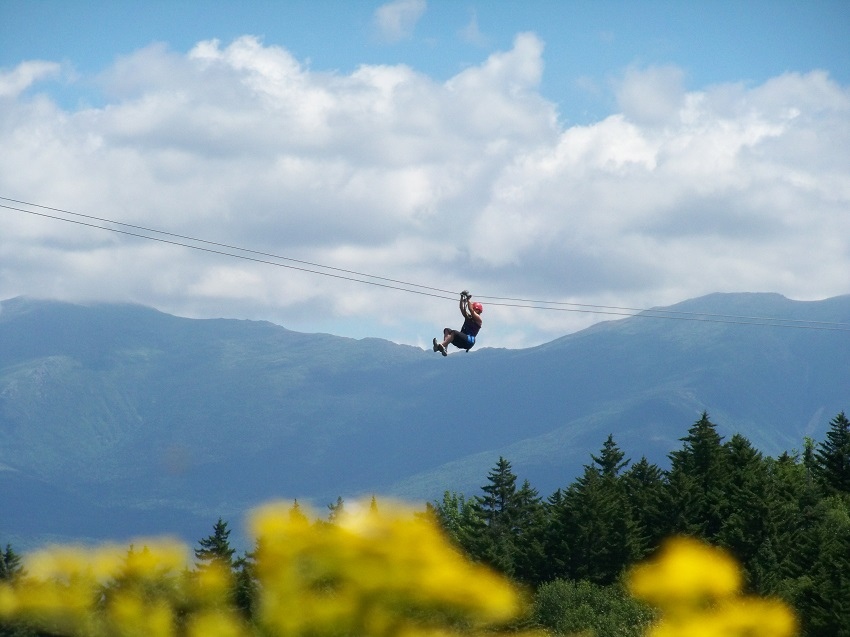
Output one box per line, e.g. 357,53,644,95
471,301,484,313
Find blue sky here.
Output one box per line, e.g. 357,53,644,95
4,1,848,121
1,1,849,347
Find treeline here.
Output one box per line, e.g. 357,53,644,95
430,411,850,637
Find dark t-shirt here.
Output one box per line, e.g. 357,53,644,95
461,316,481,337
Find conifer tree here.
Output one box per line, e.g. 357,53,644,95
476,457,519,526
328,496,345,523
798,496,850,636
472,457,521,575
511,479,549,585
195,517,237,570
289,498,309,524
666,412,729,539
813,411,850,495
431,491,485,556
761,451,822,598
234,545,258,619
557,437,640,585
0,543,23,580
592,434,630,477
621,457,670,557
542,488,569,581
716,434,771,577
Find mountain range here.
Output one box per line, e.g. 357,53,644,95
1,293,849,551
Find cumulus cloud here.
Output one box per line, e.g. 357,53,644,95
0,60,62,98
615,64,686,125
0,35,848,349
374,0,427,42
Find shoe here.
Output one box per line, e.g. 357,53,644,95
439,343,447,356
433,338,440,353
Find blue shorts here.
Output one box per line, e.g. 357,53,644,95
452,331,475,350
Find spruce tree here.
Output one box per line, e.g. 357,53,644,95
543,489,569,581
511,479,549,585
716,434,771,579
798,496,850,636
813,411,850,495
472,457,521,575
666,412,729,539
591,433,630,477
195,517,237,570
234,546,258,619
289,498,309,524
0,544,23,580
328,496,345,522
559,437,640,585
431,491,486,557
621,457,670,557
476,457,519,526
762,451,822,599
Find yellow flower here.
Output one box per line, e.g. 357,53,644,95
3,498,539,637
186,610,249,637
120,539,188,577
106,591,174,637
629,537,798,637
628,536,741,609
249,500,524,636
191,560,234,604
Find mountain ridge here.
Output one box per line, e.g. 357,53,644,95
1,292,848,550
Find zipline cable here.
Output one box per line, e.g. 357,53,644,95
478,298,850,331
3,196,849,332
476,295,850,329
0,196,456,296
0,202,456,302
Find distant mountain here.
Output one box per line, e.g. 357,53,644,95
1,293,848,550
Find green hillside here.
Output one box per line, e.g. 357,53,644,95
1,293,848,548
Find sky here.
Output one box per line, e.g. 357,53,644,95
1,0,849,349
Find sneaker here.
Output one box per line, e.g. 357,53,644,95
433,338,440,353
439,343,447,356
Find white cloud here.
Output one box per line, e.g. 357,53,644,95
615,64,686,125
1,38,848,349
459,10,488,47
374,0,427,43
0,60,62,98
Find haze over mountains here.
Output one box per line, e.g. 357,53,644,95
1,293,848,550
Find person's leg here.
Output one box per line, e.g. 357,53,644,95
441,328,453,348
447,330,473,350
452,332,472,351
433,337,447,355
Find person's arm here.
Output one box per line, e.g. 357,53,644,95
459,291,469,318
468,300,482,326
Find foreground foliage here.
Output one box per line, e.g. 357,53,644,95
0,502,527,637
0,503,796,637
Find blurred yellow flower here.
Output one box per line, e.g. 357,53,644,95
186,609,249,637
0,499,531,637
0,503,799,637
629,537,741,608
628,537,797,637
249,500,523,637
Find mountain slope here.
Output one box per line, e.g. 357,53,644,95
1,293,848,549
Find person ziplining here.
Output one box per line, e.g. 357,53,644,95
433,290,483,356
